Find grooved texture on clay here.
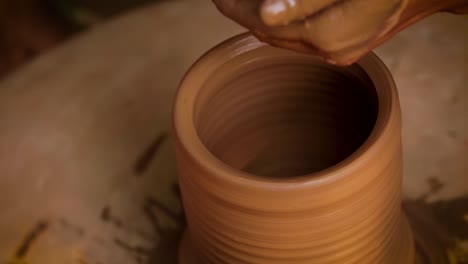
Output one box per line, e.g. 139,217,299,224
195,55,377,177
173,34,415,263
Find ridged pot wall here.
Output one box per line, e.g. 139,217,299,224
173,33,415,264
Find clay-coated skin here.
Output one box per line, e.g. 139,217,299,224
212,0,468,65
173,33,414,263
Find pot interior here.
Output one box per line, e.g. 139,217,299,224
194,53,378,178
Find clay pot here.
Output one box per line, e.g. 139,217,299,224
173,33,414,263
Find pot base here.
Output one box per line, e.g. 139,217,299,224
178,215,450,264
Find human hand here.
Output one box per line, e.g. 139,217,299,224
213,0,468,65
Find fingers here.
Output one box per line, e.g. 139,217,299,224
212,0,409,65
299,0,406,53
259,0,408,64
260,0,337,26
211,0,300,40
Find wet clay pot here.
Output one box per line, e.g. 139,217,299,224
173,33,415,263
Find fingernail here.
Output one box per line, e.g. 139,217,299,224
260,0,292,26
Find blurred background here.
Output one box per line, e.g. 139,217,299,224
0,0,159,78
0,0,466,263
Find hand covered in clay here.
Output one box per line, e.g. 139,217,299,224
213,0,468,65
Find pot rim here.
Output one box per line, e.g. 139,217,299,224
173,33,400,189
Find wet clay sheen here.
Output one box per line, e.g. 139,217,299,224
173,34,415,263
260,0,407,52
212,0,468,65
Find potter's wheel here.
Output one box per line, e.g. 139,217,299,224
0,1,466,264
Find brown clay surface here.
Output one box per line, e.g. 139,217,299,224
173,33,414,263
0,1,465,263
